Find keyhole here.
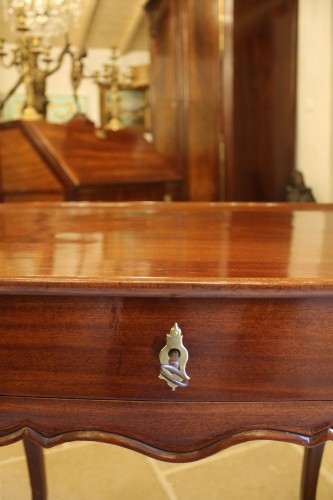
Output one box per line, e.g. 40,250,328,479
168,349,181,367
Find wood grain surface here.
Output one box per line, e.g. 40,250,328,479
0,397,333,461
1,295,333,401
1,202,333,461
0,202,333,294
0,121,182,202
224,0,298,201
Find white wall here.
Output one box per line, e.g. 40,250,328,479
296,0,333,202
0,46,150,126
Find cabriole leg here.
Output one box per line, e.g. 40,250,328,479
23,439,47,500
301,443,325,500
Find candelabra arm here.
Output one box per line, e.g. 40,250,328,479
46,41,70,77
68,46,87,115
0,50,19,69
0,59,16,69
0,73,25,111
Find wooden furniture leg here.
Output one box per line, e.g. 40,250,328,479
301,444,325,500
23,439,47,500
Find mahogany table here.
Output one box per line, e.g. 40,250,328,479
1,201,333,499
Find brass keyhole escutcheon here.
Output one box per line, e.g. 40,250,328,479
159,323,190,391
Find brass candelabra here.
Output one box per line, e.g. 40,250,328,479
0,35,69,120
0,0,80,120
93,47,134,133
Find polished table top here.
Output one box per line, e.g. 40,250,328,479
0,201,333,296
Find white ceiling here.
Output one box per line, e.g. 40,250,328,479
0,0,149,53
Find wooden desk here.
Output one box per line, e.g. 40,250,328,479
0,202,333,495
0,121,182,202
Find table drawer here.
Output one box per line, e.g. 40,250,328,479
1,295,333,401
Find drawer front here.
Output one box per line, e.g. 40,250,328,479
0,295,333,401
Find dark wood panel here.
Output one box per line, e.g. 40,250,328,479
147,0,185,182
224,0,298,201
185,0,221,200
76,181,180,202
146,0,221,201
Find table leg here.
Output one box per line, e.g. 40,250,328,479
23,439,47,500
301,443,325,500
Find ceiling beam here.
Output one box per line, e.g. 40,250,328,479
118,0,146,54
71,0,100,51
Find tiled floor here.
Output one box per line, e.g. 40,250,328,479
0,440,333,499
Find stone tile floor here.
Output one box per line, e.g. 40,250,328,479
0,440,333,499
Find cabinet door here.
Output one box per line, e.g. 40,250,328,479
146,0,221,202
148,0,185,194
224,0,298,201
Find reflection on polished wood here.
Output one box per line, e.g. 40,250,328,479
0,119,182,202
0,202,333,498
1,201,333,286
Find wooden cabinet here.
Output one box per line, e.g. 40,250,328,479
146,0,298,201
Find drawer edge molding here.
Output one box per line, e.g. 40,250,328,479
2,278,333,299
